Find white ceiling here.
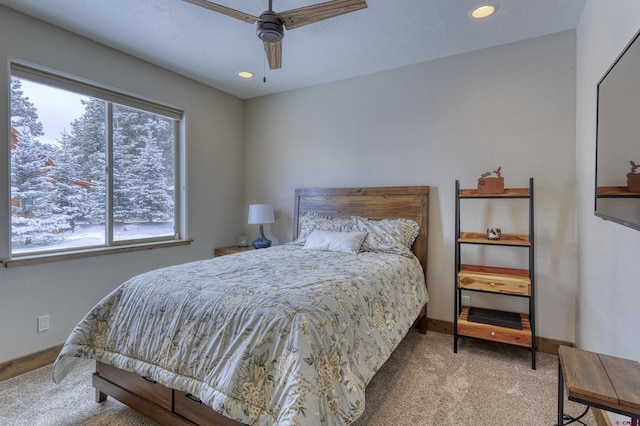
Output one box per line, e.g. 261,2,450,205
0,0,586,100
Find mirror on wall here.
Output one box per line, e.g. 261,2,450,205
595,28,640,231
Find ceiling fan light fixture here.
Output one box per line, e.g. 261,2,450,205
470,4,498,19
256,10,284,42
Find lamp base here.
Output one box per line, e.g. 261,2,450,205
252,224,272,249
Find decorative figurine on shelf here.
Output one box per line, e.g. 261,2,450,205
627,161,640,193
487,227,502,240
237,235,248,247
477,166,505,194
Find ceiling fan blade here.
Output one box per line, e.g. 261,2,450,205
277,0,367,30
263,40,282,70
182,0,260,24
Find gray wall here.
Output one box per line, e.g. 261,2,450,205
575,2,640,422
576,3,640,358
0,7,245,363
244,31,578,342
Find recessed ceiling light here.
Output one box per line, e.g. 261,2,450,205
470,4,497,19
238,71,254,79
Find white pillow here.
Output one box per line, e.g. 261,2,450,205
289,212,354,245
303,230,367,254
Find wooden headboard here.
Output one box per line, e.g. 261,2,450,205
293,186,429,277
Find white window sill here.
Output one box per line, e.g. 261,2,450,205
1,239,192,268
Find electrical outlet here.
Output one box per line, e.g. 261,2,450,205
462,296,471,306
37,315,50,332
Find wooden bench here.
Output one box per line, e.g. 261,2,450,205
557,346,640,425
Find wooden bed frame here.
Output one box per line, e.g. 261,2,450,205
92,186,430,426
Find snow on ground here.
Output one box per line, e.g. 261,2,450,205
12,222,174,254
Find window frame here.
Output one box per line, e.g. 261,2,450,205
3,62,189,266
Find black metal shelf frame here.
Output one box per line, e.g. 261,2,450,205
453,178,536,369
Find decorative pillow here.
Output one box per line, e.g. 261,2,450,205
290,212,354,245
303,230,367,254
352,217,420,257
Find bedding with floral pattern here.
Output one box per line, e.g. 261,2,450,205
52,245,428,425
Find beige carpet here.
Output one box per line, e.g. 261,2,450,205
0,331,594,425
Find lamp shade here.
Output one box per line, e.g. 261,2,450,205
247,204,275,225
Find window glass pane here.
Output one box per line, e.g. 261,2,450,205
9,66,181,257
112,104,176,242
10,77,107,254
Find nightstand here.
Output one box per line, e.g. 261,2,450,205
214,245,255,257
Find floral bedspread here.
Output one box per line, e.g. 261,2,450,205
52,245,428,425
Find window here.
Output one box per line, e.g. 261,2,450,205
9,64,184,257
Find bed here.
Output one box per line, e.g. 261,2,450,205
52,186,430,425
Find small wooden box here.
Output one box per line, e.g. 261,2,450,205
627,173,640,193
477,177,505,194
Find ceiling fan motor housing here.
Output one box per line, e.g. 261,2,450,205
256,10,284,42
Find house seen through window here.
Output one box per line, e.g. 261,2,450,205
9,64,182,256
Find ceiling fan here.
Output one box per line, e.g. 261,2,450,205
182,0,368,70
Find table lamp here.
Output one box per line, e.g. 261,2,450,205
247,204,275,248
